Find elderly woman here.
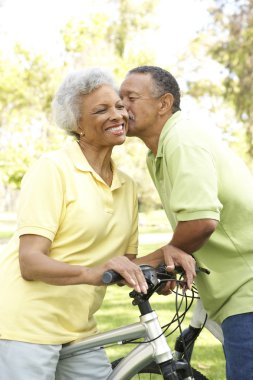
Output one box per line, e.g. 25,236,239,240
0,68,195,380
0,68,149,380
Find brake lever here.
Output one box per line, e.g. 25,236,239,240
156,264,210,275
173,265,210,275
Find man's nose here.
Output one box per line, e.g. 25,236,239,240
121,97,130,110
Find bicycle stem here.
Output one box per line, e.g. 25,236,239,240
140,311,174,363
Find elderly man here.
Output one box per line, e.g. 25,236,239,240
120,65,253,380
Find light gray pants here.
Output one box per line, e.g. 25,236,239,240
0,340,112,379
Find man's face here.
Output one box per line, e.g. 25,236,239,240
120,73,161,137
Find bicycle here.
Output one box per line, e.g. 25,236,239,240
61,264,216,379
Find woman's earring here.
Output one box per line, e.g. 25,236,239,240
80,131,84,136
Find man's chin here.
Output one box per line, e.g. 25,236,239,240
126,126,137,137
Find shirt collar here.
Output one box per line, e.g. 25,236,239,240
64,140,125,189
151,111,182,159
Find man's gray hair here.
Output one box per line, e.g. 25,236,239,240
128,66,181,113
52,68,116,134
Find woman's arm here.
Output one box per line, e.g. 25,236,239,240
19,235,88,285
19,235,148,293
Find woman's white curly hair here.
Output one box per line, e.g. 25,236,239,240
52,67,116,135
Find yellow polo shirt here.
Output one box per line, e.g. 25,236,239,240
0,141,138,344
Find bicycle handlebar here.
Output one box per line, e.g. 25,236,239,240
102,270,124,284
102,264,210,285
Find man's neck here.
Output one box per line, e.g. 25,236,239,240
142,114,171,156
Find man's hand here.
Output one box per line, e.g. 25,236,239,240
161,244,196,290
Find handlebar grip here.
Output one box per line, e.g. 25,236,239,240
102,270,123,284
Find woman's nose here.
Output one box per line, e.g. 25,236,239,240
109,108,123,120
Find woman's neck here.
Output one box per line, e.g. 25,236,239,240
78,140,113,186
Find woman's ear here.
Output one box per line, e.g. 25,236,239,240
158,93,174,115
76,123,85,137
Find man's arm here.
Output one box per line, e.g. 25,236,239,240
169,219,218,254
133,219,217,289
161,218,218,288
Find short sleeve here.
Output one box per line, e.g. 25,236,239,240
167,145,222,221
17,156,65,241
126,181,138,255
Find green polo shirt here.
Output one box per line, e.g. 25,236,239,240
147,111,253,323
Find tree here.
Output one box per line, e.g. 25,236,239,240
0,46,64,189
194,0,253,156
106,0,158,58
60,0,158,71
208,0,253,155
1,0,162,210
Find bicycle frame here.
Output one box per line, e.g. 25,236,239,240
61,309,176,379
61,265,214,380
190,299,223,344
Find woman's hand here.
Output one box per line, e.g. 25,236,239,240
87,256,148,294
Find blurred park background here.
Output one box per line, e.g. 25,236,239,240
0,0,253,219
0,1,252,376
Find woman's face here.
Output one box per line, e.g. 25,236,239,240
78,84,128,148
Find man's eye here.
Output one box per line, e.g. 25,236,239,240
117,104,125,109
129,97,137,101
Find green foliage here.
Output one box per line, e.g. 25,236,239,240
106,0,159,58
0,0,160,211
0,45,61,118
60,0,158,71
207,0,253,154
0,47,64,188
62,14,109,53
188,0,253,158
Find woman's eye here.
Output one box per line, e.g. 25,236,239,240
117,104,125,109
94,109,106,114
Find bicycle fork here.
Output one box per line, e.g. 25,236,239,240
140,311,193,380
140,304,194,380
108,307,193,379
